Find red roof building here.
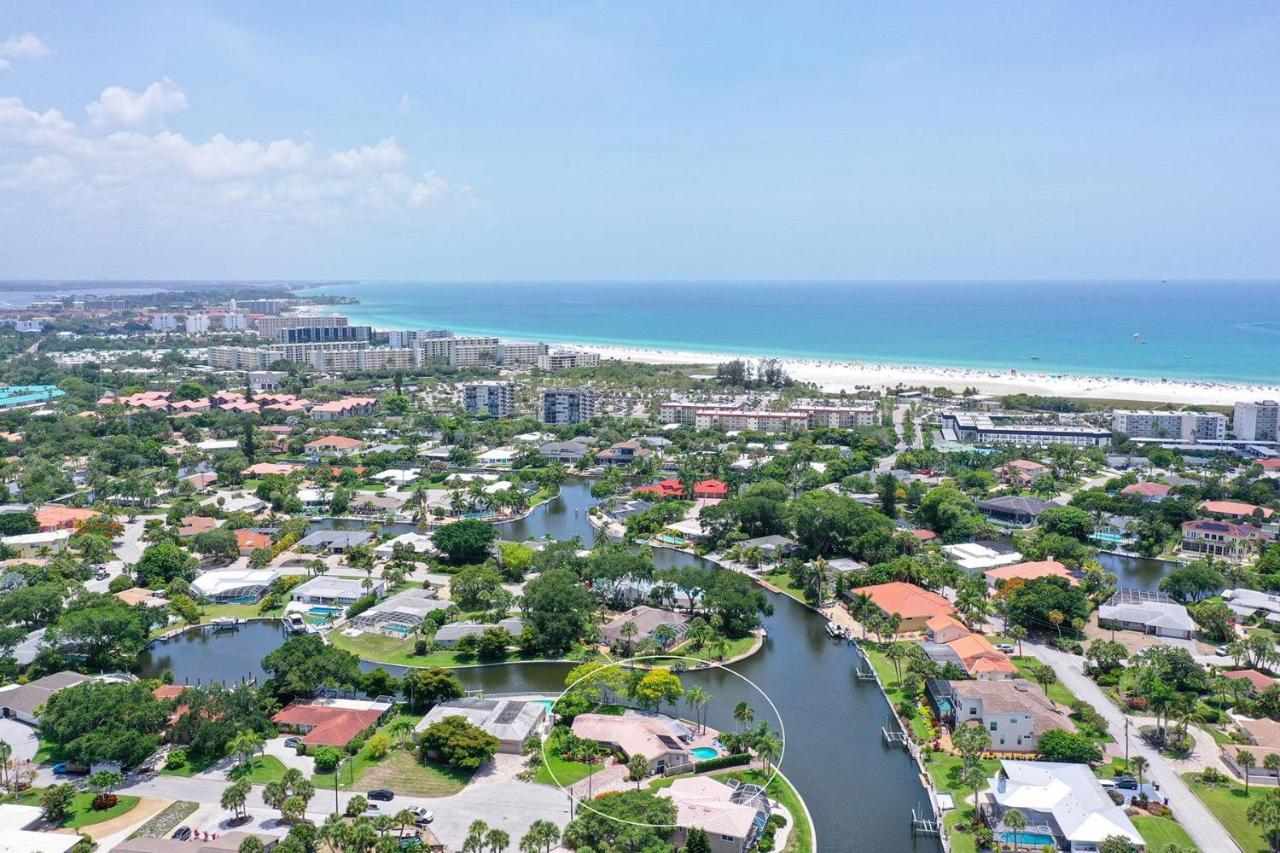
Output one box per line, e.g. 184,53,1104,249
693,479,729,499
634,479,729,500
1224,669,1278,694
271,699,391,747
235,530,273,555
34,506,99,532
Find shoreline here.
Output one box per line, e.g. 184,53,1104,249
570,341,1279,406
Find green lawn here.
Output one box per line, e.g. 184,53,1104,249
14,788,141,828
534,754,605,788
330,630,515,668
312,716,469,797
1184,772,1271,853
1010,656,1077,708
228,755,288,784
761,570,811,605
1133,815,1199,852
671,634,758,663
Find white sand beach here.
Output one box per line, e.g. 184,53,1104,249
575,343,1280,406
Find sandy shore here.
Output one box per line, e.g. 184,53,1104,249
574,343,1279,406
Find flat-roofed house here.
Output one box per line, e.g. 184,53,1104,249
850,581,955,634
290,575,384,608
296,530,373,554
414,697,548,753
434,617,525,646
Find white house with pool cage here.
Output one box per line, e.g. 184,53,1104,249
191,569,279,604
350,588,452,636
980,760,1143,852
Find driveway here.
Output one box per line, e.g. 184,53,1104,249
0,717,40,763
262,736,314,775
1025,640,1240,852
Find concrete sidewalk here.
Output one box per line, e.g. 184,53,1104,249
1025,640,1240,853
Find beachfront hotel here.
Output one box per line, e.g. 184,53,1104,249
941,412,1112,448
660,399,876,431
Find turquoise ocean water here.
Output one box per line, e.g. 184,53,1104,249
303,281,1280,384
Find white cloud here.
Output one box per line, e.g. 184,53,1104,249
0,88,466,235
1,33,53,61
86,79,189,127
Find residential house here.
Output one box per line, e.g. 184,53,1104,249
1223,588,1280,624
1120,482,1173,503
296,530,374,554
1,529,71,558
191,569,279,603
595,440,650,467
311,397,377,421
658,776,771,853
375,531,438,557
849,581,955,633
924,614,971,645
433,617,525,646
1228,716,1280,778
176,515,220,538
304,435,364,458
234,529,273,555
993,460,1051,488
538,438,594,465
0,803,83,853
290,575,384,608
977,496,1058,527
271,697,393,748
1223,670,1278,695
350,589,450,636
983,560,1077,589
946,634,1018,680
1181,519,1268,562
0,671,96,724
1199,500,1275,522
942,680,1072,752
414,697,548,753
980,760,1143,852
1098,588,1195,639
571,712,691,774
33,506,98,532
601,606,692,651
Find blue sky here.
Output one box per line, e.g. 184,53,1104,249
1,2,1277,281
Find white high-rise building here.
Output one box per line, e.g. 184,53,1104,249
387,329,452,348
184,314,211,334
150,313,181,332
1235,401,1280,442
540,387,596,424
1112,410,1227,442
463,382,518,418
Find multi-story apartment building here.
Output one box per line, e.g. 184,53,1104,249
659,401,742,425
540,387,596,424
1112,409,1227,441
694,409,809,433
270,341,369,365
311,347,415,373
272,325,372,344
537,350,602,370
184,313,211,334
794,405,878,429
496,341,549,365
1235,401,1280,442
217,312,249,331
254,314,349,336
942,412,1111,448
387,329,452,348
230,298,289,315
450,337,502,367
463,382,518,418
207,346,271,370
150,313,181,332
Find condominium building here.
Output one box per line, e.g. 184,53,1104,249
387,329,452,348
254,314,349,337
311,347,415,373
540,387,596,424
1112,409,1228,441
694,409,809,433
794,405,878,429
463,382,518,418
450,337,502,367
272,325,372,344
1235,401,1280,442
496,340,549,365
230,298,289,315
942,413,1111,448
659,401,741,425
537,350,601,370
217,312,249,331
207,346,271,370
270,341,369,365
150,313,181,332
415,337,457,364
184,313,211,334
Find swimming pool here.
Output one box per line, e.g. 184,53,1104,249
999,831,1055,847
308,606,343,616
691,747,719,761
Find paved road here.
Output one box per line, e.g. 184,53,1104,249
1025,640,1240,853
111,769,571,849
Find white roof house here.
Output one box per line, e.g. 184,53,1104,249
1223,588,1280,622
371,468,421,486
1098,588,1195,638
290,575,384,607
191,569,279,603
477,447,519,466
942,543,1024,572
657,776,769,850
375,531,438,557
351,589,450,635
0,803,80,852
985,760,1143,852
414,697,547,753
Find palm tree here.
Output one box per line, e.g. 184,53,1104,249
884,642,908,682
733,701,755,732
755,732,782,775
1239,750,1258,795
1265,753,1280,781
221,778,251,821
464,820,490,853
1247,787,1280,852
1007,625,1027,657
522,820,560,853
1130,756,1149,789
686,686,711,734
485,828,510,852
393,808,416,839
1003,807,1027,851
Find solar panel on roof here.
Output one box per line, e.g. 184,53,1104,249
656,734,682,750
495,703,523,725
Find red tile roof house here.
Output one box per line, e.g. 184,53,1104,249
304,435,364,458
243,462,302,477
235,530,273,555
1120,482,1173,503
993,460,1051,487
271,698,393,748
984,560,1079,589
34,506,99,532
1199,500,1276,522
634,479,729,500
177,515,220,538
1224,669,1278,695
850,581,955,634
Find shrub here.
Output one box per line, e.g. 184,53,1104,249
312,746,342,773
1201,767,1224,784
165,749,188,770
693,753,751,773
91,794,118,811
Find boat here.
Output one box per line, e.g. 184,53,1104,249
284,613,313,634
825,621,845,639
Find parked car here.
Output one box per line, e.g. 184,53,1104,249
94,568,110,580
1115,776,1138,790
994,643,1015,653
171,827,192,841
368,788,395,802
411,806,434,825
284,737,301,748
362,803,381,815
